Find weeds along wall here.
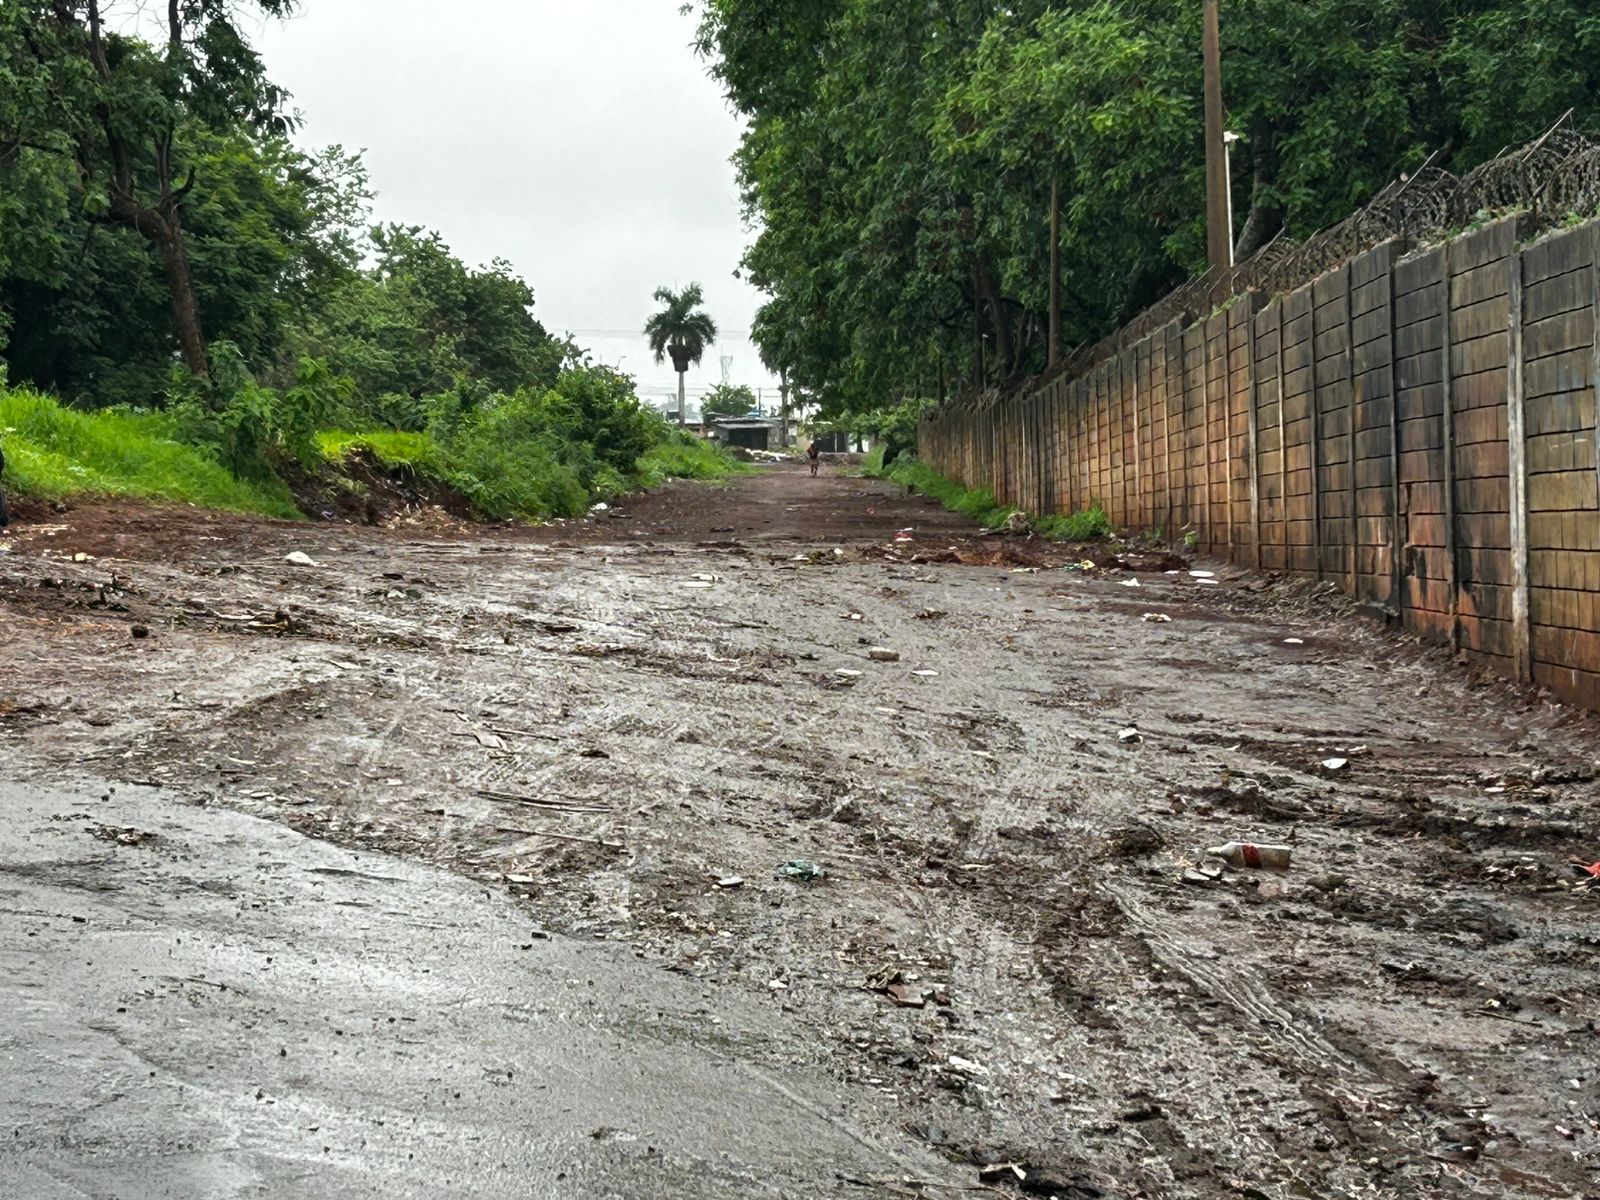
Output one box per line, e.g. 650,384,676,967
920,215,1600,711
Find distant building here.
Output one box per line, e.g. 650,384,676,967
710,415,785,451
811,430,855,453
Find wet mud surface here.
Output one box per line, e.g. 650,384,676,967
2,463,1597,1198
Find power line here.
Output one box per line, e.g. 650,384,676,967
561,329,755,339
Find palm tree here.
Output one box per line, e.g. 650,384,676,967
645,283,718,426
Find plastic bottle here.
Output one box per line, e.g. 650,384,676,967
1205,841,1292,870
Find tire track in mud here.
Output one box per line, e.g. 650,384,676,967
4,472,1598,1199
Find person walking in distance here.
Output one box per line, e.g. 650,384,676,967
806,439,820,477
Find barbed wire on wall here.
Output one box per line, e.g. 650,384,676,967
999,120,1600,403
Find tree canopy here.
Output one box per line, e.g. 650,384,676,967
697,0,1600,419
644,283,718,374
702,382,758,420
0,6,737,521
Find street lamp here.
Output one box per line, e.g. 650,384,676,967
1222,130,1240,267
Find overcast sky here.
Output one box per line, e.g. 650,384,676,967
254,1,781,413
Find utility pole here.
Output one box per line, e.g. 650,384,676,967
1048,172,1061,367
779,369,790,447
1203,0,1232,274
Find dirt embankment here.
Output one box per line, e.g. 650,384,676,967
1,462,1597,1199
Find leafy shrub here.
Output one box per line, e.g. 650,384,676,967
638,431,747,486
168,344,352,479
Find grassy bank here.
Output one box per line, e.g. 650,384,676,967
0,387,748,523
319,426,747,520
866,451,1111,539
0,385,300,517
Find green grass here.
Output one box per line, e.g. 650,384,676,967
318,426,747,520
316,429,450,472
0,385,300,517
1036,507,1114,540
868,453,1111,540
0,391,752,528
637,433,750,487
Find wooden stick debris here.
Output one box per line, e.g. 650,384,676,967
475,788,609,813
494,824,623,849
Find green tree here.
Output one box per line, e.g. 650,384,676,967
3,0,296,380
702,382,758,421
644,283,717,426
698,0,1600,423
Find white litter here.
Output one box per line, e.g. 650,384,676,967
911,669,939,677
1189,569,1215,578
1142,612,1172,623
284,551,319,567
1118,727,1143,744
1119,578,1141,588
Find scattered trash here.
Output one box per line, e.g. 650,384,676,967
72,551,93,562
841,612,863,621
88,823,157,847
681,574,718,589
216,608,307,636
911,669,939,677
835,668,863,678
1141,612,1171,623
1320,757,1350,774
589,502,609,514
1283,637,1304,645
1189,569,1215,578
1194,577,1219,586
867,646,900,662
1118,727,1143,744
284,551,319,567
946,1055,988,1075
1119,578,1141,588
1205,841,1293,869
1569,858,1600,886
774,859,825,881
886,982,927,1008
767,979,788,991
715,874,745,889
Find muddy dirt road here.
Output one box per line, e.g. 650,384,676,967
2,463,1597,1198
